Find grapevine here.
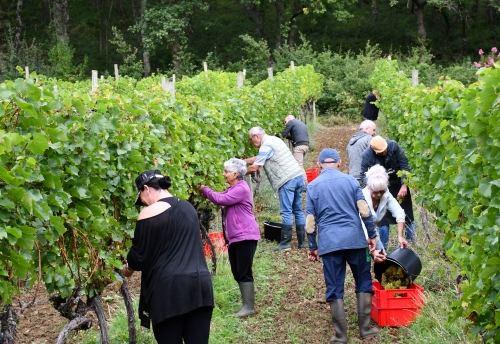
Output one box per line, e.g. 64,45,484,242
370,59,500,342
0,65,323,342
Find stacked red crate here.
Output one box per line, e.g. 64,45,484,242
371,281,424,327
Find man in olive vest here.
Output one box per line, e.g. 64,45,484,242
244,126,305,250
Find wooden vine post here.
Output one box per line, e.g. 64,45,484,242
91,70,98,92
267,67,273,80
237,72,243,88
412,70,419,86
162,75,176,101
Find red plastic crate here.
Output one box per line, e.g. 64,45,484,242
372,281,424,309
203,232,227,258
371,304,422,327
305,168,319,183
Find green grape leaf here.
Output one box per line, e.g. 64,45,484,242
26,133,49,155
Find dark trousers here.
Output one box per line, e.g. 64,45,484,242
322,248,373,301
152,306,213,344
228,240,258,282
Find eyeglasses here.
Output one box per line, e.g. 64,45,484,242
371,189,386,195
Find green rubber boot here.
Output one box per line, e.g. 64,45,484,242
235,282,255,317
296,224,305,249
274,225,292,251
357,293,379,339
329,299,348,343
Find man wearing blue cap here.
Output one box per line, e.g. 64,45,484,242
306,148,379,343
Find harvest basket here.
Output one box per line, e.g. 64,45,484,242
371,281,424,327
203,231,227,258
305,168,319,183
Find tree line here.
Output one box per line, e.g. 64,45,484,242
0,0,497,88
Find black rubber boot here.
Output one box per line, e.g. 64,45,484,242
274,225,292,251
235,282,255,317
357,293,380,339
329,300,348,343
296,224,305,249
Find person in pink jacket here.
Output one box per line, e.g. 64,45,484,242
199,158,260,317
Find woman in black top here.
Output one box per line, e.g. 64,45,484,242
123,170,214,344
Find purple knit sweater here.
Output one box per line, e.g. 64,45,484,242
201,180,260,245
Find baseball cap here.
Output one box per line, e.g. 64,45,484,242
134,170,163,206
370,136,388,154
318,148,340,163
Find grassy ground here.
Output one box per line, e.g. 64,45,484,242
72,119,481,344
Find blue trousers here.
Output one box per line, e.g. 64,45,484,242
379,221,416,248
322,248,373,301
278,175,305,226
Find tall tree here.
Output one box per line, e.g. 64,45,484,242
14,0,23,53
412,0,427,40
52,0,69,45
239,0,355,50
286,0,304,47
389,0,428,42
371,0,378,27
241,0,268,45
133,0,209,74
140,0,150,77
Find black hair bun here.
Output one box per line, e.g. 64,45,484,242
159,175,172,190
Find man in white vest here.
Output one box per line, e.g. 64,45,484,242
244,126,305,250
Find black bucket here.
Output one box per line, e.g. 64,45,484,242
263,221,282,242
374,248,422,286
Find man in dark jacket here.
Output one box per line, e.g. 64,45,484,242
347,120,376,186
278,115,309,183
362,90,380,121
360,136,416,248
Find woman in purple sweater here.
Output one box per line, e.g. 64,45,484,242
200,158,261,317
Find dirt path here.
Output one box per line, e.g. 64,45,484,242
14,124,367,344
305,124,358,172
242,124,383,343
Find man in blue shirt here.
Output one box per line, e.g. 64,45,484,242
306,148,379,343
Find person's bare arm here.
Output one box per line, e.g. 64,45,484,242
244,156,256,164
397,184,408,198
397,222,409,248
246,164,261,174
